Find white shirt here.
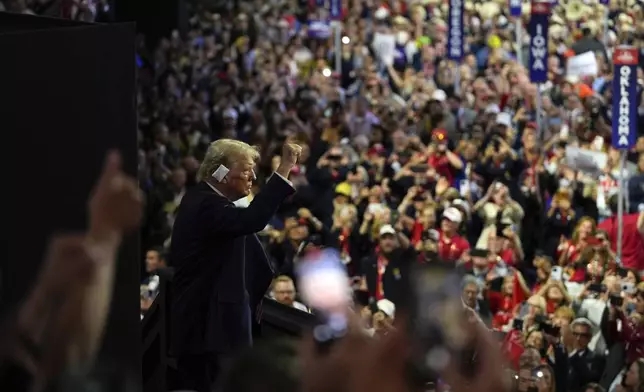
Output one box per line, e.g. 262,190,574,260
205,172,293,205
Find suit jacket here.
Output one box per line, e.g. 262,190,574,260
362,247,415,309
568,349,606,392
169,176,295,356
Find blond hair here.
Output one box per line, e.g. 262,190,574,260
197,139,260,181
271,275,294,290
527,295,547,314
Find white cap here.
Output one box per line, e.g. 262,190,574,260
452,199,471,219
571,317,595,330
379,224,396,237
374,7,390,19
485,103,501,114
377,299,396,319
442,207,463,223
431,89,447,102
496,112,512,128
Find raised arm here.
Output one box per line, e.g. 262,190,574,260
200,142,301,237
8,151,143,388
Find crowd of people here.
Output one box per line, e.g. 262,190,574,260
124,0,644,391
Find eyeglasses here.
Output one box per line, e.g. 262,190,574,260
275,290,295,295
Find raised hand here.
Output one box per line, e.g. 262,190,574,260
280,143,302,169
88,151,143,240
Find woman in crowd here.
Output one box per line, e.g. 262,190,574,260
473,181,524,250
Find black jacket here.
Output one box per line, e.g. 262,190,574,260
169,176,295,356
567,348,606,392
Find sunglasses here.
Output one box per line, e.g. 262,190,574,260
572,332,591,338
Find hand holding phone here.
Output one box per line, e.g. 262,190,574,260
296,249,351,353
551,266,563,281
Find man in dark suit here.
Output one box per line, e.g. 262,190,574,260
169,140,302,392
568,318,606,392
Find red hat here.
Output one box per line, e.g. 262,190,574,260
525,122,538,130
432,129,448,143
368,143,385,156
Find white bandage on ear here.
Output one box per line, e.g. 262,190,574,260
251,169,257,181
212,165,230,182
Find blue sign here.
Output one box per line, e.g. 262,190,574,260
599,0,609,4
612,47,639,150
528,0,549,83
509,0,522,17
330,0,342,20
447,0,464,61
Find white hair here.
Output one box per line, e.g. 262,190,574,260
197,139,260,181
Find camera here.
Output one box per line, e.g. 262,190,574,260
534,314,560,337
610,294,624,307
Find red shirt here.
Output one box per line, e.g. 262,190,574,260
428,154,456,185
437,231,470,262
375,254,387,301
488,291,515,330
598,213,644,270
499,248,516,267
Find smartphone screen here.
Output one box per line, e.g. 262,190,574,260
296,249,351,351
409,263,466,377
551,266,563,281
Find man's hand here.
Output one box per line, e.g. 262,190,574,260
277,143,303,177
88,151,143,241
298,208,313,220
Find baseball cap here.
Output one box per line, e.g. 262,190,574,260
431,89,447,102
442,207,463,223
379,224,396,237
496,112,512,128
377,299,396,318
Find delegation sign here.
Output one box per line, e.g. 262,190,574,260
612,46,638,150
330,0,341,20
528,0,549,83
447,0,464,61
509,0,521,17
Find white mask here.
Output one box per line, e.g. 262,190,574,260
396,31,409,45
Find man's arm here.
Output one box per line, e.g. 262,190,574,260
637,211,644,235
205,174,296,237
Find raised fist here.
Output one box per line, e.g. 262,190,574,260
88,151,143,239
281,143,303,167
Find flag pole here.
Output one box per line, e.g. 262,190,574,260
617,152,626,262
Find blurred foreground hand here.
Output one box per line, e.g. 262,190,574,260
300,314,509,392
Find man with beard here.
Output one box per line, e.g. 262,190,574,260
360,224,415,308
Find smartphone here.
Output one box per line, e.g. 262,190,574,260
409,263,466,377
588,283,607,293
459,179,470,196
470,249,489,258
540,322,561,337
411,164,429,173
551,266,563,281
512,318,524,331
622,282,636,295
610,294,624,307
296,249,351,353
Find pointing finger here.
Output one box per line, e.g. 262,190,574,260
101,150,122,181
